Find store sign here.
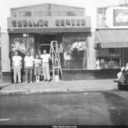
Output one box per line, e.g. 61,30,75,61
106,7,128,28
8,16,90,29
114,9,128,26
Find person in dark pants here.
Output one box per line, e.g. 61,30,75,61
24,52,34,83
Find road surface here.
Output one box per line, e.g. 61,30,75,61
0,90,128,125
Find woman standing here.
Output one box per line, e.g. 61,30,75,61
34,55,41,82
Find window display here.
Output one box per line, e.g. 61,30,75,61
10,37,34,70
11,37,34,56
61,33,87,69
96,48,121,69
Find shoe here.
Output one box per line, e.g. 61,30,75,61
23,82,28,84
43,80,47,82
48,79,51,82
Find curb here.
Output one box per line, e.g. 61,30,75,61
0,86,117,95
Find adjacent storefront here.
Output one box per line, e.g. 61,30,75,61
95,7,128,70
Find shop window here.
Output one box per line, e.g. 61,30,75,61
96,48,121,69
60,34,87,69
109,48,115,53
11,37,34,55
10,37,34,69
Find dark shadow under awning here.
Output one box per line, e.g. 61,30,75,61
95,29,128,48
8,27,91,34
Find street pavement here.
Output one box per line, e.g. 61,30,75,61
0,79,118,95
0,90,128,125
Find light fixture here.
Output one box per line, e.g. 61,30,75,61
23,34,29,37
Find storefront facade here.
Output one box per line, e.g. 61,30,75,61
6,3,96,81
95,6,128,76
2,3,125,82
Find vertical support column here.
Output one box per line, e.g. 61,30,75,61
1,32,11,83
87,32,96,70
1,32,10,72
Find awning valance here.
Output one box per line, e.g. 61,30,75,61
8,27,91,34
95,29,128,48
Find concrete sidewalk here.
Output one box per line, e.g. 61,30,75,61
0,79,118,95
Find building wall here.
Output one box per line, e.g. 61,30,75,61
11,4,49,13
1,32,10,72
8,4,94,73
11,4,85,17
51,4,85,16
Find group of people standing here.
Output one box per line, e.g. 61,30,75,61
12,49,51,84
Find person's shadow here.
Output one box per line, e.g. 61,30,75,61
102,91,128,125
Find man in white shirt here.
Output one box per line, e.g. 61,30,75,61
12,51,22,84
24,52,34,83
41,49,51,82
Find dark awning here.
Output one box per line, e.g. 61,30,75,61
95,29,128,48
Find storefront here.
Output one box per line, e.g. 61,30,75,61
7,5,92,81
6,4,127,82
95,6,128,73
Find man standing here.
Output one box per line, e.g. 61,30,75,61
12,51,22,84
24,52,34,83
41,49,51,82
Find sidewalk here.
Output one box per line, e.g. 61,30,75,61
0,79,118,95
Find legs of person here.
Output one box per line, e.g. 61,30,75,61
46,63,50,81
37,67,40,82
35,75,37,82
67,60,70,68
17,66,21,83
13,67,17,83
43,63,47,81
25,68,29,83
64,60,67,67
29,68,33,83
37,75,40,82
34,67,37,82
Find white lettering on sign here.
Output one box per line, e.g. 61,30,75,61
116,13,128,22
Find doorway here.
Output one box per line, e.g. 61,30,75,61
40,35,57,54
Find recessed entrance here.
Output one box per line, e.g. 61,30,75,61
40,35,57,54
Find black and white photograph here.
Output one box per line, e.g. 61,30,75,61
0,0,128,127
